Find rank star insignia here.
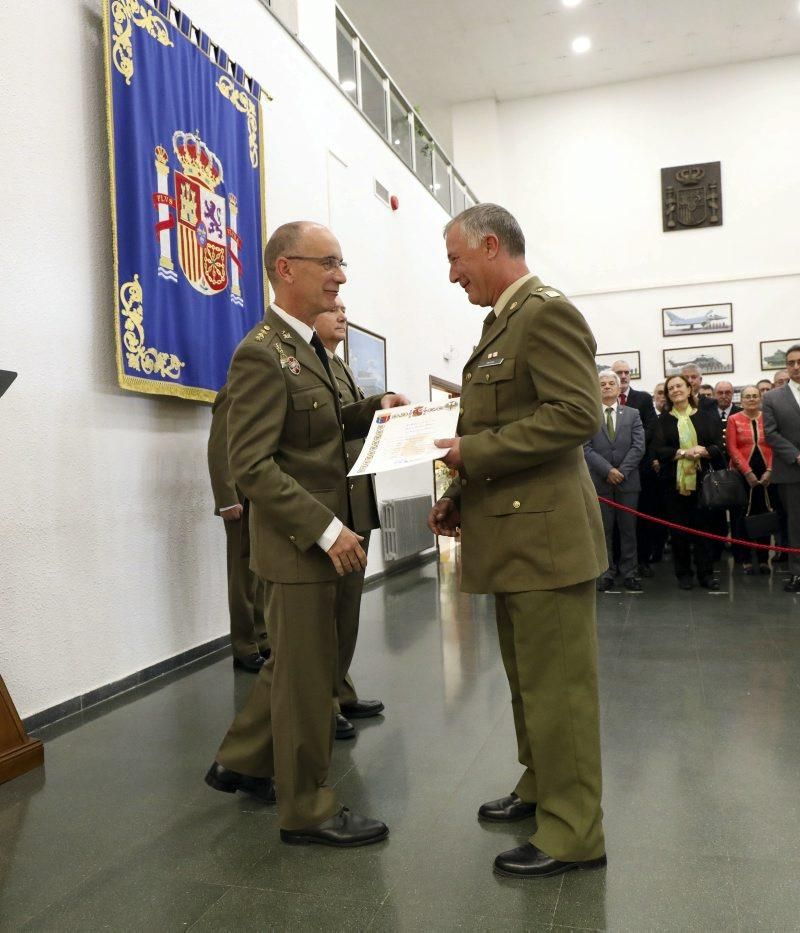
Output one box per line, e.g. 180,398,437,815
281,331,292,340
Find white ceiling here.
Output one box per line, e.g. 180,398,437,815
338,0,800,111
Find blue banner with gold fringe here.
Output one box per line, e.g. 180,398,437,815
104,0,267,401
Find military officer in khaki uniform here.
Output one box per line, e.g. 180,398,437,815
429,204,608,879
207,383,270,672
205,221,407,847
315,297,385,739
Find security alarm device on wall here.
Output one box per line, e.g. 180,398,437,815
0,370,17,400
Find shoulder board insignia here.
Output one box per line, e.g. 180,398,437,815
535,286,563,299
254,323,271,342
281,330,293,340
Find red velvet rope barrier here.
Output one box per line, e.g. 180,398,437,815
597,495,800,555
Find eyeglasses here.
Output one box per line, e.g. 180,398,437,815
284,255,348,271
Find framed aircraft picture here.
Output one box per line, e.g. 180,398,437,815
661,302,732,338
595,351,641,381
759,338,800,371
663,344,734,378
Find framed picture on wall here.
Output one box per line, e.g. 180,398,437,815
345,322,387,396
661,302,732,338
595,351,641,381
663,344,734,378
759,338,800,371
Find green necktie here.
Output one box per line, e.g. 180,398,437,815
605,407,615,440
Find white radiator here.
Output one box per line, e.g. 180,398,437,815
380,495,435,561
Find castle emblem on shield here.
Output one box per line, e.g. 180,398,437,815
152,131,245,306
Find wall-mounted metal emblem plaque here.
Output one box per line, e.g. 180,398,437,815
661,161,722,232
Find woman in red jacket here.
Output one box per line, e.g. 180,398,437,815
726,385,775,574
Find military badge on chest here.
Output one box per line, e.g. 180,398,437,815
274,342,301,375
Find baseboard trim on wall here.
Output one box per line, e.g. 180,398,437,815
22,550,439,734
23,634,231,735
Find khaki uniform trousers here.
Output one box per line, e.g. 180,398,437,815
334,531,370,711
216,573,363,830
224,518,269,659
495,579,605,862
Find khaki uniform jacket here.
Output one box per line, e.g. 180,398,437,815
227,307,384,584
207,384,240,515
444,277,606,593
329,353,381,533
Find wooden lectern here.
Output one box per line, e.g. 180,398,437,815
0,677,43,784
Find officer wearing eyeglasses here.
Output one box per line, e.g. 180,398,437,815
205,221,408,848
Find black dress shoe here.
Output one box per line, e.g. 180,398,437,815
233,653,265,672
280,806,388,847
494,842,607,879
478,793,537,823
340,699,385,719
699,577,720,590
204,762,276,802
596,576,614,593
335,713,355,740
784,575,800,593
623,576,643,592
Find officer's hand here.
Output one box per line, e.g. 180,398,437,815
381,393,410,408
428,497,461,537
607,468,624,485
435,437,463,469
220,504,243,521
327,527,367,576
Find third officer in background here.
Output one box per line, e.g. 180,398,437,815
315,295,385,739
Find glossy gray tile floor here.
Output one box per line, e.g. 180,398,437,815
2,554,800,931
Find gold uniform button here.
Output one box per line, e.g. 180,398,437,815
485,373,490,382
312,401,318,409
512,500,521,509
349,483,355,491
465,372,472,381
459,407,464,415
289,535,296,541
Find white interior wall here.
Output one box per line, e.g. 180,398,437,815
451,56,800,390
0,0,479,718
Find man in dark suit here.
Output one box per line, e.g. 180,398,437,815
611,360,658,576
204,221,408,847
681,364,717,412
315,297,385,739
585,372,646,592
763,344,800,592
713,381,741,423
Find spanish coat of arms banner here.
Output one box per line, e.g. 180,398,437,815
104,0,267,401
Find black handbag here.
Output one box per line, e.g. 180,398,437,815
699,466,747,511
743,487,781,539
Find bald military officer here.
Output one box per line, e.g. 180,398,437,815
205,221,408,847
207,383,270,672
315,296,385,739
429,203,607,879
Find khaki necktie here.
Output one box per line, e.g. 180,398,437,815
605,407,615,440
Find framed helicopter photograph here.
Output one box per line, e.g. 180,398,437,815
663,344,734,378
661,303,732,338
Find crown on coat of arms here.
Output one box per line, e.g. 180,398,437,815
172,131,223,190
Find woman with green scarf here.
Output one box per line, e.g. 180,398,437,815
653,374,724,590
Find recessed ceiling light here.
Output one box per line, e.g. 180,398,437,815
340,79,356,92
571,35,592,54
562,0,582,7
